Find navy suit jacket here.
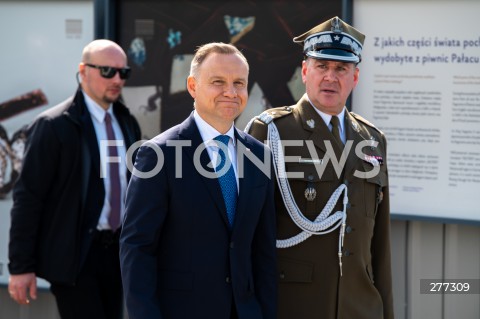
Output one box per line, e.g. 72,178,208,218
120,113,277,319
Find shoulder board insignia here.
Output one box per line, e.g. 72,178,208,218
257,106,293,124
350,112,383,134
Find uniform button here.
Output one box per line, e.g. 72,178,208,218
279,272,285,280
230,242,234,249
225,277,231,283
346,226,352,233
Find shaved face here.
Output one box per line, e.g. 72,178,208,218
186,52,249,134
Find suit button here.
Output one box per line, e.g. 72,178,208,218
230,242,234,249
346,226,352,233
279,272,285,280
225,276,231,283
344,250,351,257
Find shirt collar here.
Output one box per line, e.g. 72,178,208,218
83,91,114,123
306,94,345,132
193,110,236,146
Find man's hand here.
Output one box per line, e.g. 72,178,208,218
8,273,37,305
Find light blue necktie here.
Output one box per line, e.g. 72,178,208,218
214,135,238,228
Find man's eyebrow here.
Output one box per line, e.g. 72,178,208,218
208,75,225,81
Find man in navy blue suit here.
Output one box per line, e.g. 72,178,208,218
120,42,277,319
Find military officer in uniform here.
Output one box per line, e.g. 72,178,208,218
246,17,394,319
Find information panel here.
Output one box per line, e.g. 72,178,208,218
353,0,480,222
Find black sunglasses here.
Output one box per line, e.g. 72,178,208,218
85,63,131,80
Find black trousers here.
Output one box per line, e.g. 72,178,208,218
50,230,123,319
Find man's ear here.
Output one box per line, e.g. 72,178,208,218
78,63,87,81
301,60,308,84
353,67,360,87
186,76,196,98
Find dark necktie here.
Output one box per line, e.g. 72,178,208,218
214,135,238,228
105,113,121,230
330,115,344,147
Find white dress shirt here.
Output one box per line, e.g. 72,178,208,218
307,95,347,144
83,92,127,230
193,110,239,190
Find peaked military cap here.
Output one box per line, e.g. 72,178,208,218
293,16,365,63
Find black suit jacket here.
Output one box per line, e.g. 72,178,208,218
8,87,141,285
120,113,277,319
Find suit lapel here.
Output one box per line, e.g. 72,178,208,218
116,114,132,147
80,112,101,177
344,111,373,177
64,89,104,217
234,129,257,231
179,114,230,227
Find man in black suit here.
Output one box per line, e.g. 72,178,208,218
8,39,141,319
120,42,277,319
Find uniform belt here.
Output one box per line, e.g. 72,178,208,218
93,229,120,247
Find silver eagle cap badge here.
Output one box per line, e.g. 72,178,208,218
331,17,343,33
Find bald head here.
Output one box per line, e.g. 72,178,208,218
81,39,127,64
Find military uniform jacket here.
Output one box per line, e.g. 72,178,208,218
248,94,394,319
